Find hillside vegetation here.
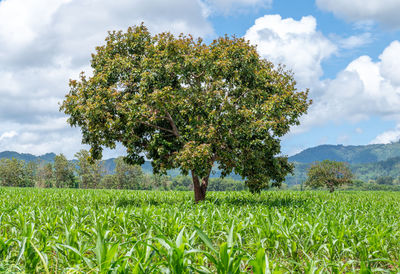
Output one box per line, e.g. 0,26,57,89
289,142,400,164
286,142,400,185
3,141,400,187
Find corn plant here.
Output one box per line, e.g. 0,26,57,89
0,188,399,272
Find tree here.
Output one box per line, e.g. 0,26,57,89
151,174,172,190
54,154,76,188
0,158,25,187
376,176,394,185
305,160,353,193
99,174,116,189
36,162,54,188
75,150,104,189
61,24,310,202
113,157,144,189
24,160,38,187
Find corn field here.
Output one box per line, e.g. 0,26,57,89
0,188,399,273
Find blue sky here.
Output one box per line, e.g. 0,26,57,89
0,0,399,158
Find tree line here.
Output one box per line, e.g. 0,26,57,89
0,149,246,191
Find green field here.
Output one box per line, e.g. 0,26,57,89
0,188,399,273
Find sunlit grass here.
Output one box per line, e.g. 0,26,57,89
0,188,399,272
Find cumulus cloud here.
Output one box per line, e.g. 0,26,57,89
1,0,277,158
338,33,372,49
244,15,337,88
0,0,215,158
316,0,400,29
0,131,18,142
244,15,400,142
371,127,400,144
300,40,400,135
379,41,400,87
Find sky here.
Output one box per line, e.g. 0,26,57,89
0,0,400,159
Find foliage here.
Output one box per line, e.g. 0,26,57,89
36,162,54,188
54,154,76,188
0,158,27,187
305,160,353,192
0,188,400,272
113,157,144,189
74,150,105,189
341,180,400,191
0,154,247,191
24,161,37,188
287,156,400,187
60,24,310,201
376,176,394,185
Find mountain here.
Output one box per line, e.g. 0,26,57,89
285,142,400,185
0,151,241,179
352,156,400,182
285,156,400,186
4,140,400,184
0,151,56,163
288,142,400,164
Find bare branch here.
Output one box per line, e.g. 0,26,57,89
165,111,180,137
193,71,205,79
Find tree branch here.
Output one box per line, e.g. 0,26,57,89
147,107,180,138
165,111,180,137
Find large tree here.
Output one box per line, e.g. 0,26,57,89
61,24,310,202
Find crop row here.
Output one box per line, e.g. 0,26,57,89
0,188,399,273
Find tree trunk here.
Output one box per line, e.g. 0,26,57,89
192,171,208,203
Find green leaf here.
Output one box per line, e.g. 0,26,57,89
194,226,216,253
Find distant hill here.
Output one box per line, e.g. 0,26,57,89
0,151,241,179
284,141,400,185
285,156,400,185
288,142,400,164
0,151,56,163
4,141,400,184
352,156,400,182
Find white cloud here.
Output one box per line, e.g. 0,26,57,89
244,15,337,88
0,0,216,158
379,41,400,87
299,40,400,134
0,0,276,158
338,33,372,49
244,15,400,141
0,131,18,142
371,127,400,144
316,0,400,29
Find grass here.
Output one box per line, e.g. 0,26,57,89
0,188,399,272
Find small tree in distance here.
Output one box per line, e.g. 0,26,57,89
61,24,311,202
75,150,105,189
305,160,353,193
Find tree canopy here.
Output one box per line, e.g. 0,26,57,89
305,160,353,192
61,24,310,201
